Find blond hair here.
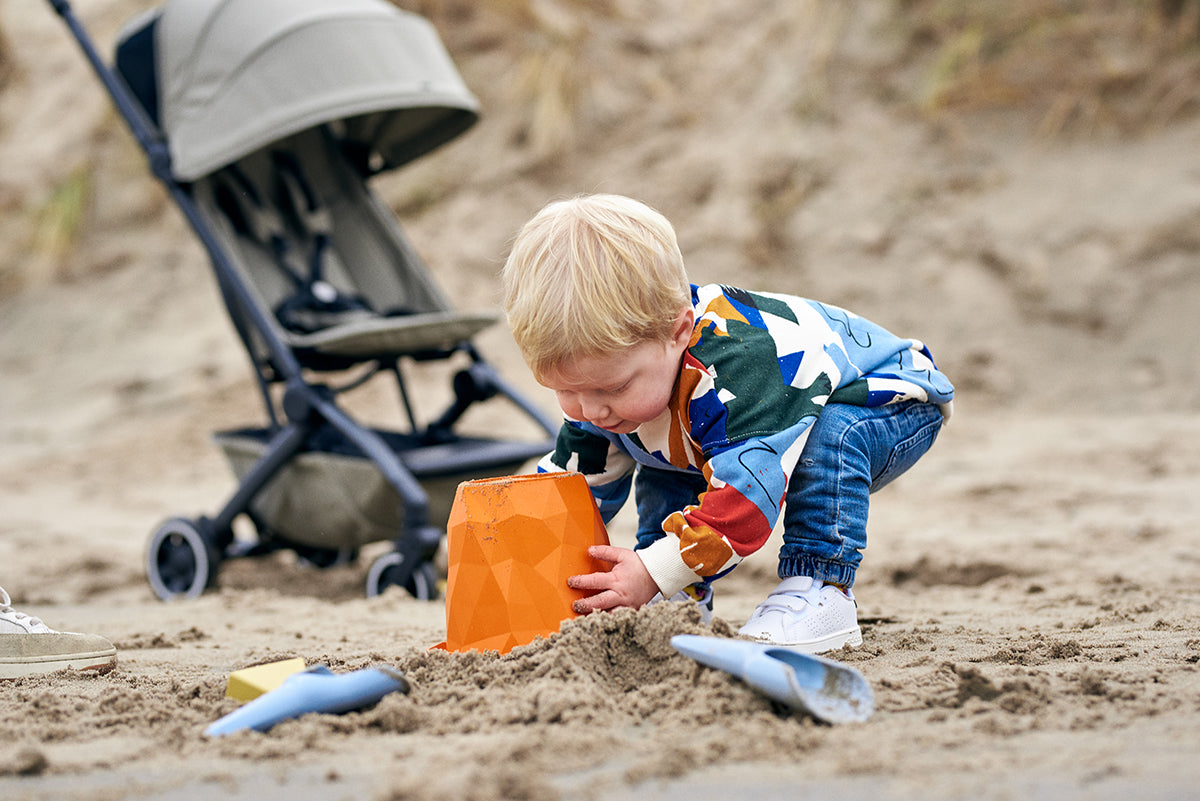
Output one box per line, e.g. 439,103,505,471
501,194,691,379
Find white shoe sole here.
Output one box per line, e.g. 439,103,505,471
0,649,117,680
743,625,863,655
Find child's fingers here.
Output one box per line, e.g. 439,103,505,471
586,544,628,564
566,569,614,592
573,589,620,614
568,568,623,612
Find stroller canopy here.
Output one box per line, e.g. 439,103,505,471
153,0,479,181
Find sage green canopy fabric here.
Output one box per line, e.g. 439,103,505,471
156,0,479,181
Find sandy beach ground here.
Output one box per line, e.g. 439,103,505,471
2,1,1199,799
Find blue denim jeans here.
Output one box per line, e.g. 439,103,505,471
634,401,945,589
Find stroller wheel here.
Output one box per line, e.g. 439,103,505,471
146,517,220,601
366,552,440,601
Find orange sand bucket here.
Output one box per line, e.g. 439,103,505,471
440,472,611,654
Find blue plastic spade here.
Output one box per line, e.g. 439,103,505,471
204,664,410,736
670,634,874,724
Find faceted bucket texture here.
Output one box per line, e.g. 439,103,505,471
442,472,611,654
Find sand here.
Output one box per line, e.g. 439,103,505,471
2,1,1200,799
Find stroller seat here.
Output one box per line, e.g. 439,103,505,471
277,311,500,361
194,125,500,366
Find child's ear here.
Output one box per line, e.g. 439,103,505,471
670,306,695,347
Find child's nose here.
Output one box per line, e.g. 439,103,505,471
579,396,610,423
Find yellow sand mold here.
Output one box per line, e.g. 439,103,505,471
225,657,307,702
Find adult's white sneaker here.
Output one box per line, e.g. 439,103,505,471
0,586,117,679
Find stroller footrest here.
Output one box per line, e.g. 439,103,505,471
284,311,499,358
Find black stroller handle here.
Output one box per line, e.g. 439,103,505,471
48,0,168,180
47,0,305,381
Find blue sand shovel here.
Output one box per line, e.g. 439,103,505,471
670,635,874,724
204,665,410,737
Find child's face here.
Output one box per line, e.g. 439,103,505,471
538,310,693,435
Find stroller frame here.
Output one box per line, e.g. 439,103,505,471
49,0,557,599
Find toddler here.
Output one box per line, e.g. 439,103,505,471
501,194,954,653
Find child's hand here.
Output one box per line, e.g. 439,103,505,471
567,545,661,613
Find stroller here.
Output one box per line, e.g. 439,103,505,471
49,0,558,600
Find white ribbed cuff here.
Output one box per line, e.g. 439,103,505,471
637,537,702,599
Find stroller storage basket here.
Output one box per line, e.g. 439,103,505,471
215,428,546,551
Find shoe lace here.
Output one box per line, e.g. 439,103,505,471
0,586,47,630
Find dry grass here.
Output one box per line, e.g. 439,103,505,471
401,0,635,159
482,0,634,159
0,19,10,91
24,162,94,284
896,0,1200,135
0,162,92,297
402,0,1200,154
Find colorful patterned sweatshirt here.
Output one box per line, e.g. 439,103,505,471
538,283,955,598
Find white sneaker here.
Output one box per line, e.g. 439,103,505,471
0,586,117,679
738,576,862,653
647,583,714,624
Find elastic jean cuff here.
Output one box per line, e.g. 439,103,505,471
777,556,857,588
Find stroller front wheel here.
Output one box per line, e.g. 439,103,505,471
146,517,220,601
366,552,440,601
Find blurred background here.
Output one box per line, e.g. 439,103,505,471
2,1,1199,596
4,0,1199,414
